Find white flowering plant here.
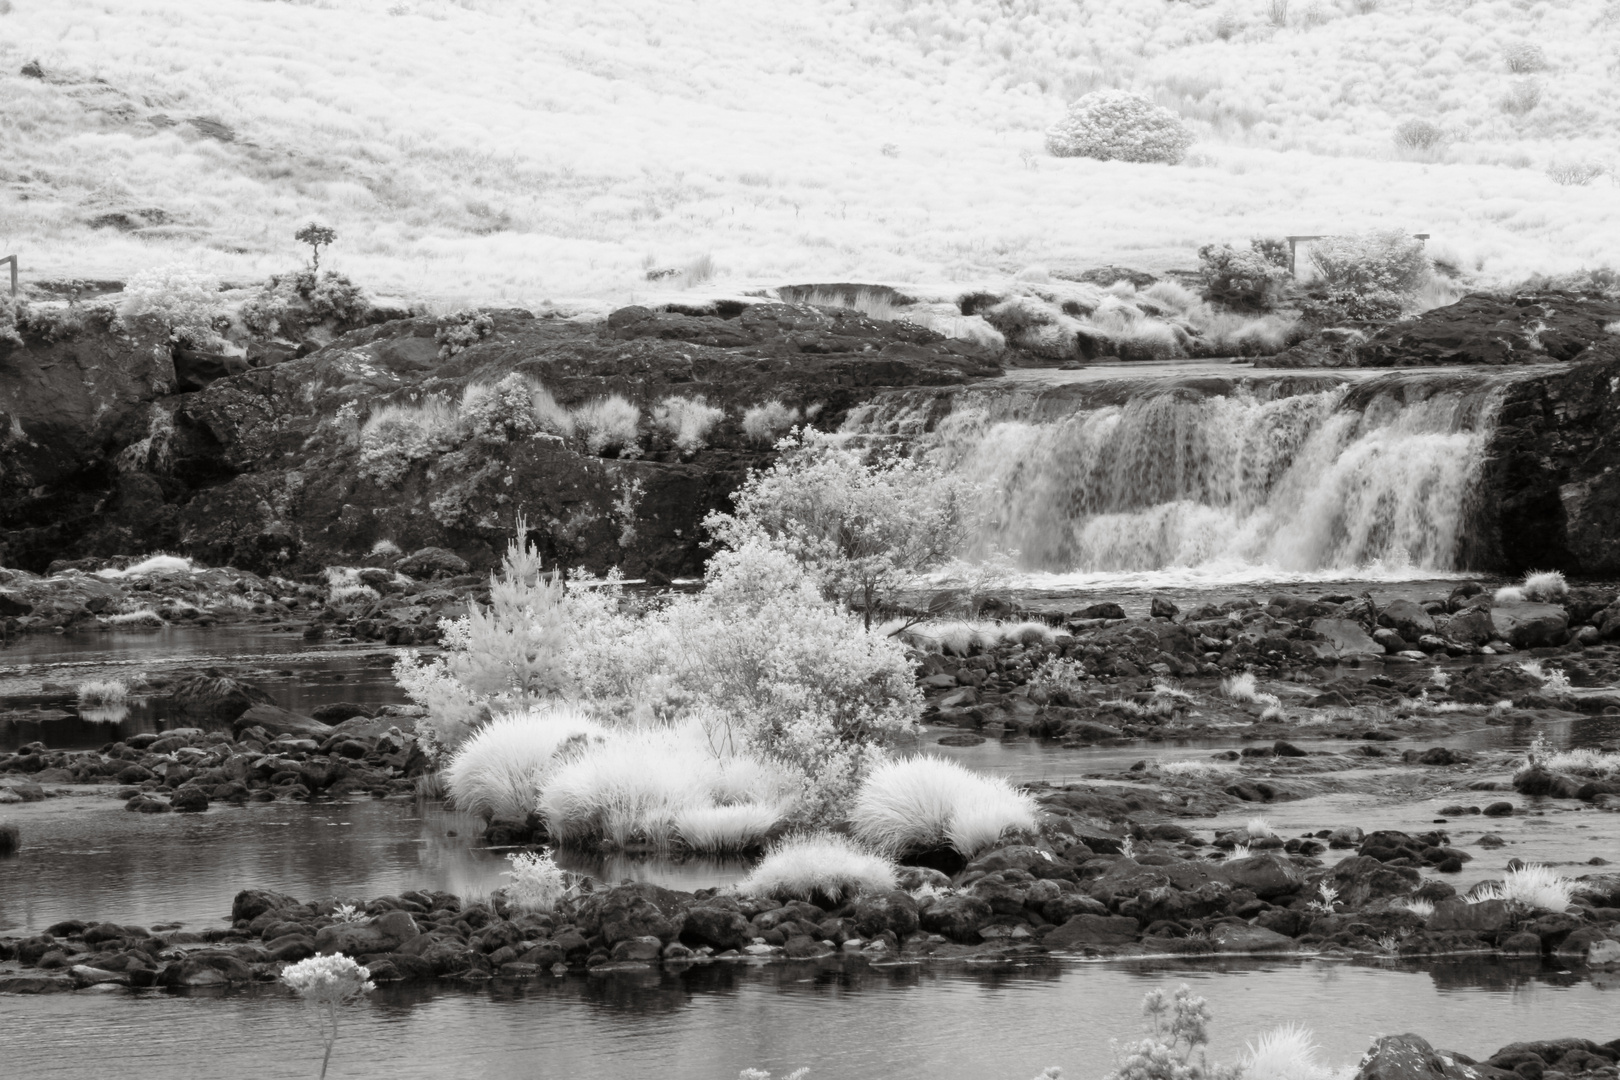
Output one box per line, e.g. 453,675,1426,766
281,954,374,1080
1105,985,1242,1080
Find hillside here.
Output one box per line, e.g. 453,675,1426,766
1,0,1616,306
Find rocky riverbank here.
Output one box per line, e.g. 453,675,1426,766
1,819,1616,996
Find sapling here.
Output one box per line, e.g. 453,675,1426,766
280,954,374,1080
296,222,338,272
1105,984,1242,1080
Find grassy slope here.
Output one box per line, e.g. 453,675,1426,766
0,0,1615,307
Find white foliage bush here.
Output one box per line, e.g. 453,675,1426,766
443,703,605,820
742,400,800,444
460,373,574,443
572,395,641,455
357,398,459,486
1045,89,1194,164
1308,230,1431,316
852,755,1038,857
738,831,898,903
706,431,978,627
653,395,725,454
121,264,224,346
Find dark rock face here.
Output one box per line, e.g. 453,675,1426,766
1,303,997,576
1468,356,1620,574
1268,292,1620,369
1355,1034,1502,1080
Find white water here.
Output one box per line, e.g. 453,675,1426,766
848,371,1512,585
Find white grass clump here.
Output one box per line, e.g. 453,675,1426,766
999,620,1057,647
652,395,725,454
572,396,641,455
103,609,165,627
76,679,129,707
851,755,1037,857
1243,1023,1331,1080
1468,864,1574,912
1493,585,1525,603
1535,747,1620,777
1157,760,1235,781
369,539,402,558
1225,842,1254,860
1518,570,1569,602
1244,816,1277,839
1221,672,1281,708
444,704,606,821
742,400,800,444
503,849,577,914
737,831,897,903
671,803,783,853
95,554,194,578
1397,897,1435,919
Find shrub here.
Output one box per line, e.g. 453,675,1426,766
1307,231,1430,318
281,953,374,1080
572,395,641,455
240,270,371,337
1031,656,1088,697
357,398,458,485
502,849,580,913
1392,118,1445,152
120,264,224,346
1198,241,1291,310
1104,985,1241,1080
671,803,785,853
435,310,493,358
1045,89,1194,164
459,374,572,443
737,832,898,903
652,395,724,454
1547,161,1606,187
1503,42,1548,74
742,400,800,444
1220,671,1281,707
443,703,605,820
706,432,977,627
851,756,1036,857
1500,79,1542,115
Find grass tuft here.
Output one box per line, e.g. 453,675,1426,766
737,831,897,903
444,704,606,821
76,679,129,707
851,755,1037,857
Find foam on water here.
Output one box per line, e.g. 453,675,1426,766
849,369,1512,586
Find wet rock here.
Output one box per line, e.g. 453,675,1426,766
1491,603,1570,649
169,786,209,813
1355,1033,1502,1080
124,793,171,813
1552,927,1620,965
681,905,751,952
1216,854,1303,901
396,548,471,580
68,965,128,988
1209,923,1294,953
166,672,276,722
1427,898,1511,933
1380,600,1436,639
1045,913,1140,948
1311,618,1381,656
917,894,993,943
1483,802,1515,817
1325,856,1422,908
852,891,920,940
235,704,333,739
609,936,663,962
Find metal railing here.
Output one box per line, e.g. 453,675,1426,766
1285,233,1429,276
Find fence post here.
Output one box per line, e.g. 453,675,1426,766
2,255,15,297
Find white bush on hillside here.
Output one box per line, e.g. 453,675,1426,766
653,395,725,454
852,755,1038,857
121,264,224,347
707,432,978,627
742,400,800,444
357,398,459,485
737,832,898,903
1045,89,1194,164
1308,230,1431,317
460,373,574,443
572,395,641,456
443,703,605,820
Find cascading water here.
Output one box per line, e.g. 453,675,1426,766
844,367,1514,583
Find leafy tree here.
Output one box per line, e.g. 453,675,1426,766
705,432,978,629
295,221,338,271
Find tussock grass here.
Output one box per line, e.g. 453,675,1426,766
369,539,402,558
851,755,1036,857
652,396,725,454
1156,759,1236,781
671,803,782,853
103,609,165,627
444,704,606,821
1496,569,1568,603
738,831,897,903
76,679,129,707
743,401,801,445
1397,897,1435,919
1245,815,1277,839
572,396,641,455
1243,1023,1330,1080
1467,864,1573,912
1221,671,1281,708
1533,748,1620,776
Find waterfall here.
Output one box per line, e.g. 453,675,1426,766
844,370,1512,582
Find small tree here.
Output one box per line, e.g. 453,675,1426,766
295,222,338,271
1199,241,1291,310
281,954,374,1080
705,432,978,629
1105,985,1243,1080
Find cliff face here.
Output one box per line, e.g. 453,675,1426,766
1470,356,1620,575
0,303,999,577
